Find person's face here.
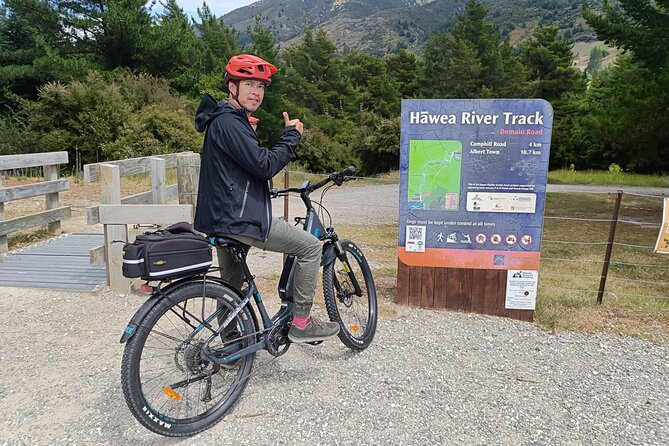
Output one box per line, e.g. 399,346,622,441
230,79,265,112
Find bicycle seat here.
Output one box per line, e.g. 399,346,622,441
208,235,245,250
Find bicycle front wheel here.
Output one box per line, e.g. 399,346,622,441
121,281,256,437
323,240,377,350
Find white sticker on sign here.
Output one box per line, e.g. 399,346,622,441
466,192,537,213
505,270,538,310
405,225,426,252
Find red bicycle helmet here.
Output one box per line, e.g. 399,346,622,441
224,54,278,85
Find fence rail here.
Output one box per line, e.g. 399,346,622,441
0,151,71,253
84,152,200,292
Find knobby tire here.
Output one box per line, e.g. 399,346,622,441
323,240,377,350
121,281,256,437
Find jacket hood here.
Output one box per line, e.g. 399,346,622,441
195,94,237,133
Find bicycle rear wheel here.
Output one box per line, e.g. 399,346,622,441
323,240,377,350
121,281,256,437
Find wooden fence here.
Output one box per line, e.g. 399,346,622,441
84,152,200,291
0,152,71,254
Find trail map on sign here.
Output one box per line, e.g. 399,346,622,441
408,140,462,210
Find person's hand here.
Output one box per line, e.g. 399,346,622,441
283,112,304,135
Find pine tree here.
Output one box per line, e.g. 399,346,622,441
0,0,91,112
283,24,347,116
520,25,586,102
197,3,239,63
583,0,669,70
386,49,420,99
141,0,204,94
248,15,286,146
55,0,153,70
421,0,529,99
584,55,669,172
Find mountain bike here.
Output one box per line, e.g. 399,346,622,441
120,166,377,437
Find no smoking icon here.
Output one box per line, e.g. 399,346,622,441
506,234,517,245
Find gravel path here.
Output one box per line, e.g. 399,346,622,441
1,285,667,446
2,182,669,445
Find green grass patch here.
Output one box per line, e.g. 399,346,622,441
281,168,669,189
548,168,669,187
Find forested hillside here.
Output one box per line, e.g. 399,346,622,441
0,0,667,174
223,0,598,54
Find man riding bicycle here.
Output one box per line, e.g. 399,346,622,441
194,54,340,343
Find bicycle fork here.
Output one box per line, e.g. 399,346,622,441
326,240,364,298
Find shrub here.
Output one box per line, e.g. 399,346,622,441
30,71,198,167
105,104,201,159
357,116,400,175
296,127,360,173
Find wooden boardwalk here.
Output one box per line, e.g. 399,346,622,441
0,233,106,291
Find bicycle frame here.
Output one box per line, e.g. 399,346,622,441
121,168,363,367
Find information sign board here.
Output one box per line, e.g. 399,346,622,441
398,99,553,270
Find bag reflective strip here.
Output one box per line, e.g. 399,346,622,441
148,261,213,277
123,259,144,264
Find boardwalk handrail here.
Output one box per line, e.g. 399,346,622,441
84,152,194,224
0,151,71,253
84,152,200,291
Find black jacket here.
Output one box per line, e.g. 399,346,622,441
193,94,301,241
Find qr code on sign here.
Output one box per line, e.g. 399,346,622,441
405,225,426,252
408,226,423,240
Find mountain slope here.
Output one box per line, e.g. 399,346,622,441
223,0,597,54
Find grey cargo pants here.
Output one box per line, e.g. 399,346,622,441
216,217,321,318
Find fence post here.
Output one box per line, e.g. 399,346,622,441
151,157,166,204
177,152,200,215
44,164,62,235
101,163,130,292
0,175,6,253
597,190,623,304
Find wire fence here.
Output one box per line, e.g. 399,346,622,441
540,190,669,304
283,170,669,306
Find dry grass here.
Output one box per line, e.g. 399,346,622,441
7,228,53,250
537,192,669,343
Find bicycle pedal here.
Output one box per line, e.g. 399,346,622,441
306,341,323,346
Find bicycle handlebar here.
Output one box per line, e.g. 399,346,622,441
270,166,356,197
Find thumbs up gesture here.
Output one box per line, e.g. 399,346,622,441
283,112,304,135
